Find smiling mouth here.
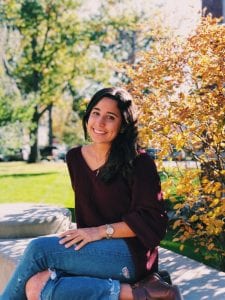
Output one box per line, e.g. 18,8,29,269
93,128,106,134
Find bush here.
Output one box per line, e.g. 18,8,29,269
126,16,225,270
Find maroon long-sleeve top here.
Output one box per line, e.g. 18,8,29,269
66,146,168,279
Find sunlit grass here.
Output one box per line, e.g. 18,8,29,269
0,161,74,208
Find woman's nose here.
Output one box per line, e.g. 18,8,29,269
97,116,105,126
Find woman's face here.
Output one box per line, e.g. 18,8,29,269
87,97,122,145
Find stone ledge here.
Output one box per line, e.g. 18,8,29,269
0,203,71,238
0,203,72,293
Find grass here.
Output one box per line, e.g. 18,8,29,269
0,161,74,208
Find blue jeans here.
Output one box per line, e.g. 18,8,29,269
0,236,136,300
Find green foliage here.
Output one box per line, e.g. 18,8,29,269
0,122,24,156
0,96,13,126
2,0,82,97
0,0,168,161
0,88,33,126
0,0,88,161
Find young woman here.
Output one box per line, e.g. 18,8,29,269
0,87,182,300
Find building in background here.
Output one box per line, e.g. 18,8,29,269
202,0,225,18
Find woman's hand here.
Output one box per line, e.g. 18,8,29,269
58,227,103,250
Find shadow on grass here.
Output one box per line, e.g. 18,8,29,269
0,172,58,178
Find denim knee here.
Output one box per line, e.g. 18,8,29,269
40,270,121,300
108,278,120,300
40,269,60,300
24,237,46,257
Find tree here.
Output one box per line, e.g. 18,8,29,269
0,0,172,159
0,24,33,159
85,0,167,83
0,76,32,160
0,0,88,162
126,16,225,269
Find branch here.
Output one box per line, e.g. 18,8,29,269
39,104,50,117
39,0,56,59
2,58,13,77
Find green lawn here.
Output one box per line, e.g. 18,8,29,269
0,161,74,208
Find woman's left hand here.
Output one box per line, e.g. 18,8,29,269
58,227,103,250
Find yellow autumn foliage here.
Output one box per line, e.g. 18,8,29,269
125,16,225,268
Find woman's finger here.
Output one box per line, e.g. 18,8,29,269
74,240,87,251
59,233,79,245
65,235,85,248
59,229,77,238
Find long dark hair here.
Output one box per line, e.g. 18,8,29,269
83,87,138,183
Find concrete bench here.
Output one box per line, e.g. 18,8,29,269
0,203,71,238
0,203,72,293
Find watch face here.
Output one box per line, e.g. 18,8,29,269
106,224,114,237
107,227,114,235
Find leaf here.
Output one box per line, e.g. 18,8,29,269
179,244,184,251
209,198,219,207
207,243,215,251
189,215,199,222
174,203,183,210
173,219,182,229
173,238,180,242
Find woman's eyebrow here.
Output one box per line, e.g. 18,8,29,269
107,112,119,118
92,107,119,118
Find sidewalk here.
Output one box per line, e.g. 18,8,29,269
159,247,225,300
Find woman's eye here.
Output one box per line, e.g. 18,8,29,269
107,115,115,121
91,111,99,116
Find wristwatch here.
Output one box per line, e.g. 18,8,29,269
105,224,114,239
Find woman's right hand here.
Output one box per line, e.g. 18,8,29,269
58,226,104,250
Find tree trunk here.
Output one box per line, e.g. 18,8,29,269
219,232,225,271
27,105,40,163
48,104,53,147
27,34,40,163
128,30,136,64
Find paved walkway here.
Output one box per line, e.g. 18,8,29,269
159,247,225,299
